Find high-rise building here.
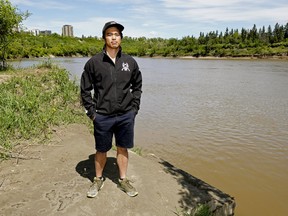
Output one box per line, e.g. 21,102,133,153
62,25,74,37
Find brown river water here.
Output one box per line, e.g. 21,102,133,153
12,57,288,215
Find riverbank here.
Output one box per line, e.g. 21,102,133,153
0,123,235,216
179,55,288,60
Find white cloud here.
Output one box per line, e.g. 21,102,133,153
160,0,288,23
10,0,74,10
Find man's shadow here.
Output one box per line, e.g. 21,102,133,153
75,154,119,184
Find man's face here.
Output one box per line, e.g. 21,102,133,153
104,27,121,49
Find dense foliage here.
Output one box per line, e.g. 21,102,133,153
5,22,288,59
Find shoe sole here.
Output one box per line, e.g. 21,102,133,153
127,191,138,197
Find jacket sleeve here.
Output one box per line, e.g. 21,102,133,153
131,61,142,113
80,67,97,120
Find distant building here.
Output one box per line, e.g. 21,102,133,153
40,30,52,35
62,25,74,37
30,29,40,36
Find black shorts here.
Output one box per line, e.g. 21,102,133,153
93,110,136,152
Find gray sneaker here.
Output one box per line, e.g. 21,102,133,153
118,178,138,197
87,177,104,198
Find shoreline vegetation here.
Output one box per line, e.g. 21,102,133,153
2,22,288,63
0,61,91,159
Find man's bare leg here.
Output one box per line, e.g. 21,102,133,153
116,146,138,196
95,151,107,178
87,151,106,198
116,147,128,179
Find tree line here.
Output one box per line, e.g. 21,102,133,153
127,22,288,58
7,22,288,59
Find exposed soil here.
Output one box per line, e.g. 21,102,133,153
0,74,12,84
0,124,189,216
0,124,235,216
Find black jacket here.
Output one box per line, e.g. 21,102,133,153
80,48,142,119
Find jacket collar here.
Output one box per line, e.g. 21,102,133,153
102,45,122,58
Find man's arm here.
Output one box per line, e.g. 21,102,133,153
80,69,97,120
131,62,142,113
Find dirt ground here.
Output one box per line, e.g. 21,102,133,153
0,124,186,216
0,124,235,216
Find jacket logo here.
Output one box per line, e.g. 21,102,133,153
121,62,130,71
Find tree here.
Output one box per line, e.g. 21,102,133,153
248,24,258,43
284,23,288,39
267,25,273,43
259,26,267,44
241,28,247,43
0,0,29,70
273,23,284,43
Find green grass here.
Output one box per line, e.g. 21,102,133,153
131,146,143,156
0,60,90,158
175,204,212,216
192,204,212,216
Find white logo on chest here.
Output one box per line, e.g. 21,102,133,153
121,62,130,71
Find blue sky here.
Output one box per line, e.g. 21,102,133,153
10,0,288,39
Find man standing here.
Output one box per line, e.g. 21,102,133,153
80,21,142,198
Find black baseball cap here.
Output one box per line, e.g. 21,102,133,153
102,21,124,38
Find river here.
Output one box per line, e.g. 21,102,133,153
10,57,288,215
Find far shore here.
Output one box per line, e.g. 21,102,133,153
7,54,288,63
149,55,288,61
183,56,288,60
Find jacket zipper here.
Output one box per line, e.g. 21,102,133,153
109,59,118,112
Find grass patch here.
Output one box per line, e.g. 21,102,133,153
175,204,212,216
0,61,90,158
192,204,212,216
131,146,143,156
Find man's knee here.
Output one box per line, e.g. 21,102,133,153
117,146,128,154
